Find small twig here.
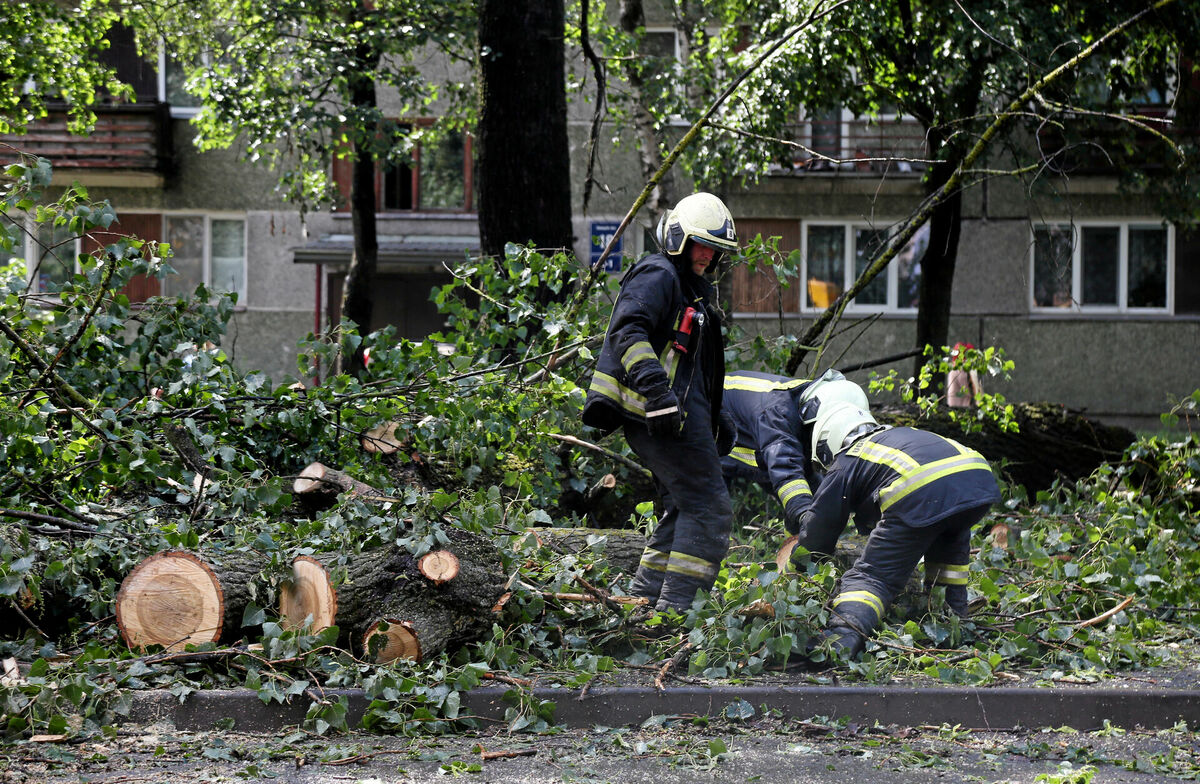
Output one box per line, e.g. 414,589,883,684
1073,595,1135,633
538,432,651,479
480,748,538,761
0,507,98,534
654,642,694,692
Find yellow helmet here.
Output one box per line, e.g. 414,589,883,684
811,401,879,470
655,192,738,257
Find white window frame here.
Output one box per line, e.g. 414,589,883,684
157,49,206,119
1029,220,1174,314
160,212,249,305
799,220,919,314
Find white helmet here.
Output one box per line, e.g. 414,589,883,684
811,401,879,471
798,369,869,425
655,192,738,257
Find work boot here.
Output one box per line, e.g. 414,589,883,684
944,584,969,619
818,625,866,661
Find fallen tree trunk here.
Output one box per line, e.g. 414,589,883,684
115,550,260,652
279,526,506,663
876,401,1136,496
515,527,646,574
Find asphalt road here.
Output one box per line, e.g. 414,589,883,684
6,713,1199,784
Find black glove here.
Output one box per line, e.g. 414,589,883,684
645,389,682,438
787,509,814,537
715,409,736,456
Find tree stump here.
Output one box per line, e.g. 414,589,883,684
279,526,506,663
115,550,259,651
515,527,646,574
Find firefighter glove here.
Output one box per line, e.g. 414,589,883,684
716,409,736,456
645,389,682,438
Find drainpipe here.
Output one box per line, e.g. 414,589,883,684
313,263,323,386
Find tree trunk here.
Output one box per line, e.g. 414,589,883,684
913,172,963,382
338,36,382,375
619,0,675,221
280,527,506,663
292,462,385,513
516,527,646,574
477,0,574,269
115,550,260,652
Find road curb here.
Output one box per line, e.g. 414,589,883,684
126,684,1200,732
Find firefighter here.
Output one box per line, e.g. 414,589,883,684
582,192,739,611
721,369,869,535
792,399,1001,660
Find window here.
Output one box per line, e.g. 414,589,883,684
802,222,924,312
1032,222,1171,312
731,220,925,315
162,215,247,303
334,123,473,213
29,221,78,293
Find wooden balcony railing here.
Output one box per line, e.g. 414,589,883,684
0,102,171,173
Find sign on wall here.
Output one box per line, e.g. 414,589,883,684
590,221,623,273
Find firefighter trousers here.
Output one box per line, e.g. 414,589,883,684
626,408,733,611
829,504,991,639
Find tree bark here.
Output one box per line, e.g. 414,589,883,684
515,527,646,574
477,0,574,268
281,526,506,663
338,25,382,375
292,462,384,512
115,550,260,652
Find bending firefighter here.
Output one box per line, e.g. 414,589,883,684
792,398,1001,660
720,369,868,535
582,192,739,611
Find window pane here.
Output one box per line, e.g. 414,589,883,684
210,219,245,301
1080,226,1118,305
1128,227,1167,308
35,222,76,292
896,223,927,309
164,55,199,107
383,160,414,210
163,216,205,297
418,133,465,210
806,225,844,308
1033,226,1073,307
854,227,887,305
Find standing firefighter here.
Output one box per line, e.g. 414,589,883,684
792,400,1001,660
721,370,869,534
582,192,739,611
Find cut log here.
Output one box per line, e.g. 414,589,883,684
115,550,258,651
418,550,460,585
281,526,506,664
585,474,617,505
362,421,404,455
292,462,384,512
278,556,338,633
516,527,646,574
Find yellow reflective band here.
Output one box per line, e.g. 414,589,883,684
879,453,993,511
729,446,757,468
588,371,647,416
664,550,719,580
638,548,670,573
621,341,657,371
832,590,885,620
778,478,812,505
660,344,680,384
926,562,971,586
724,374,807,392
854,440,921,475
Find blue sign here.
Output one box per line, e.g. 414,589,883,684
590,221,622,273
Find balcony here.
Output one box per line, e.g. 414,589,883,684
780,115,930,175
0,101,172,186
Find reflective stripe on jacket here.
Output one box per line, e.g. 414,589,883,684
805,426,1001,539
582,254,723,433
721,371,817,518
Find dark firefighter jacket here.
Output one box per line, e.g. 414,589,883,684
802,426,1001,555
582,254,724,435
721,371,818,522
